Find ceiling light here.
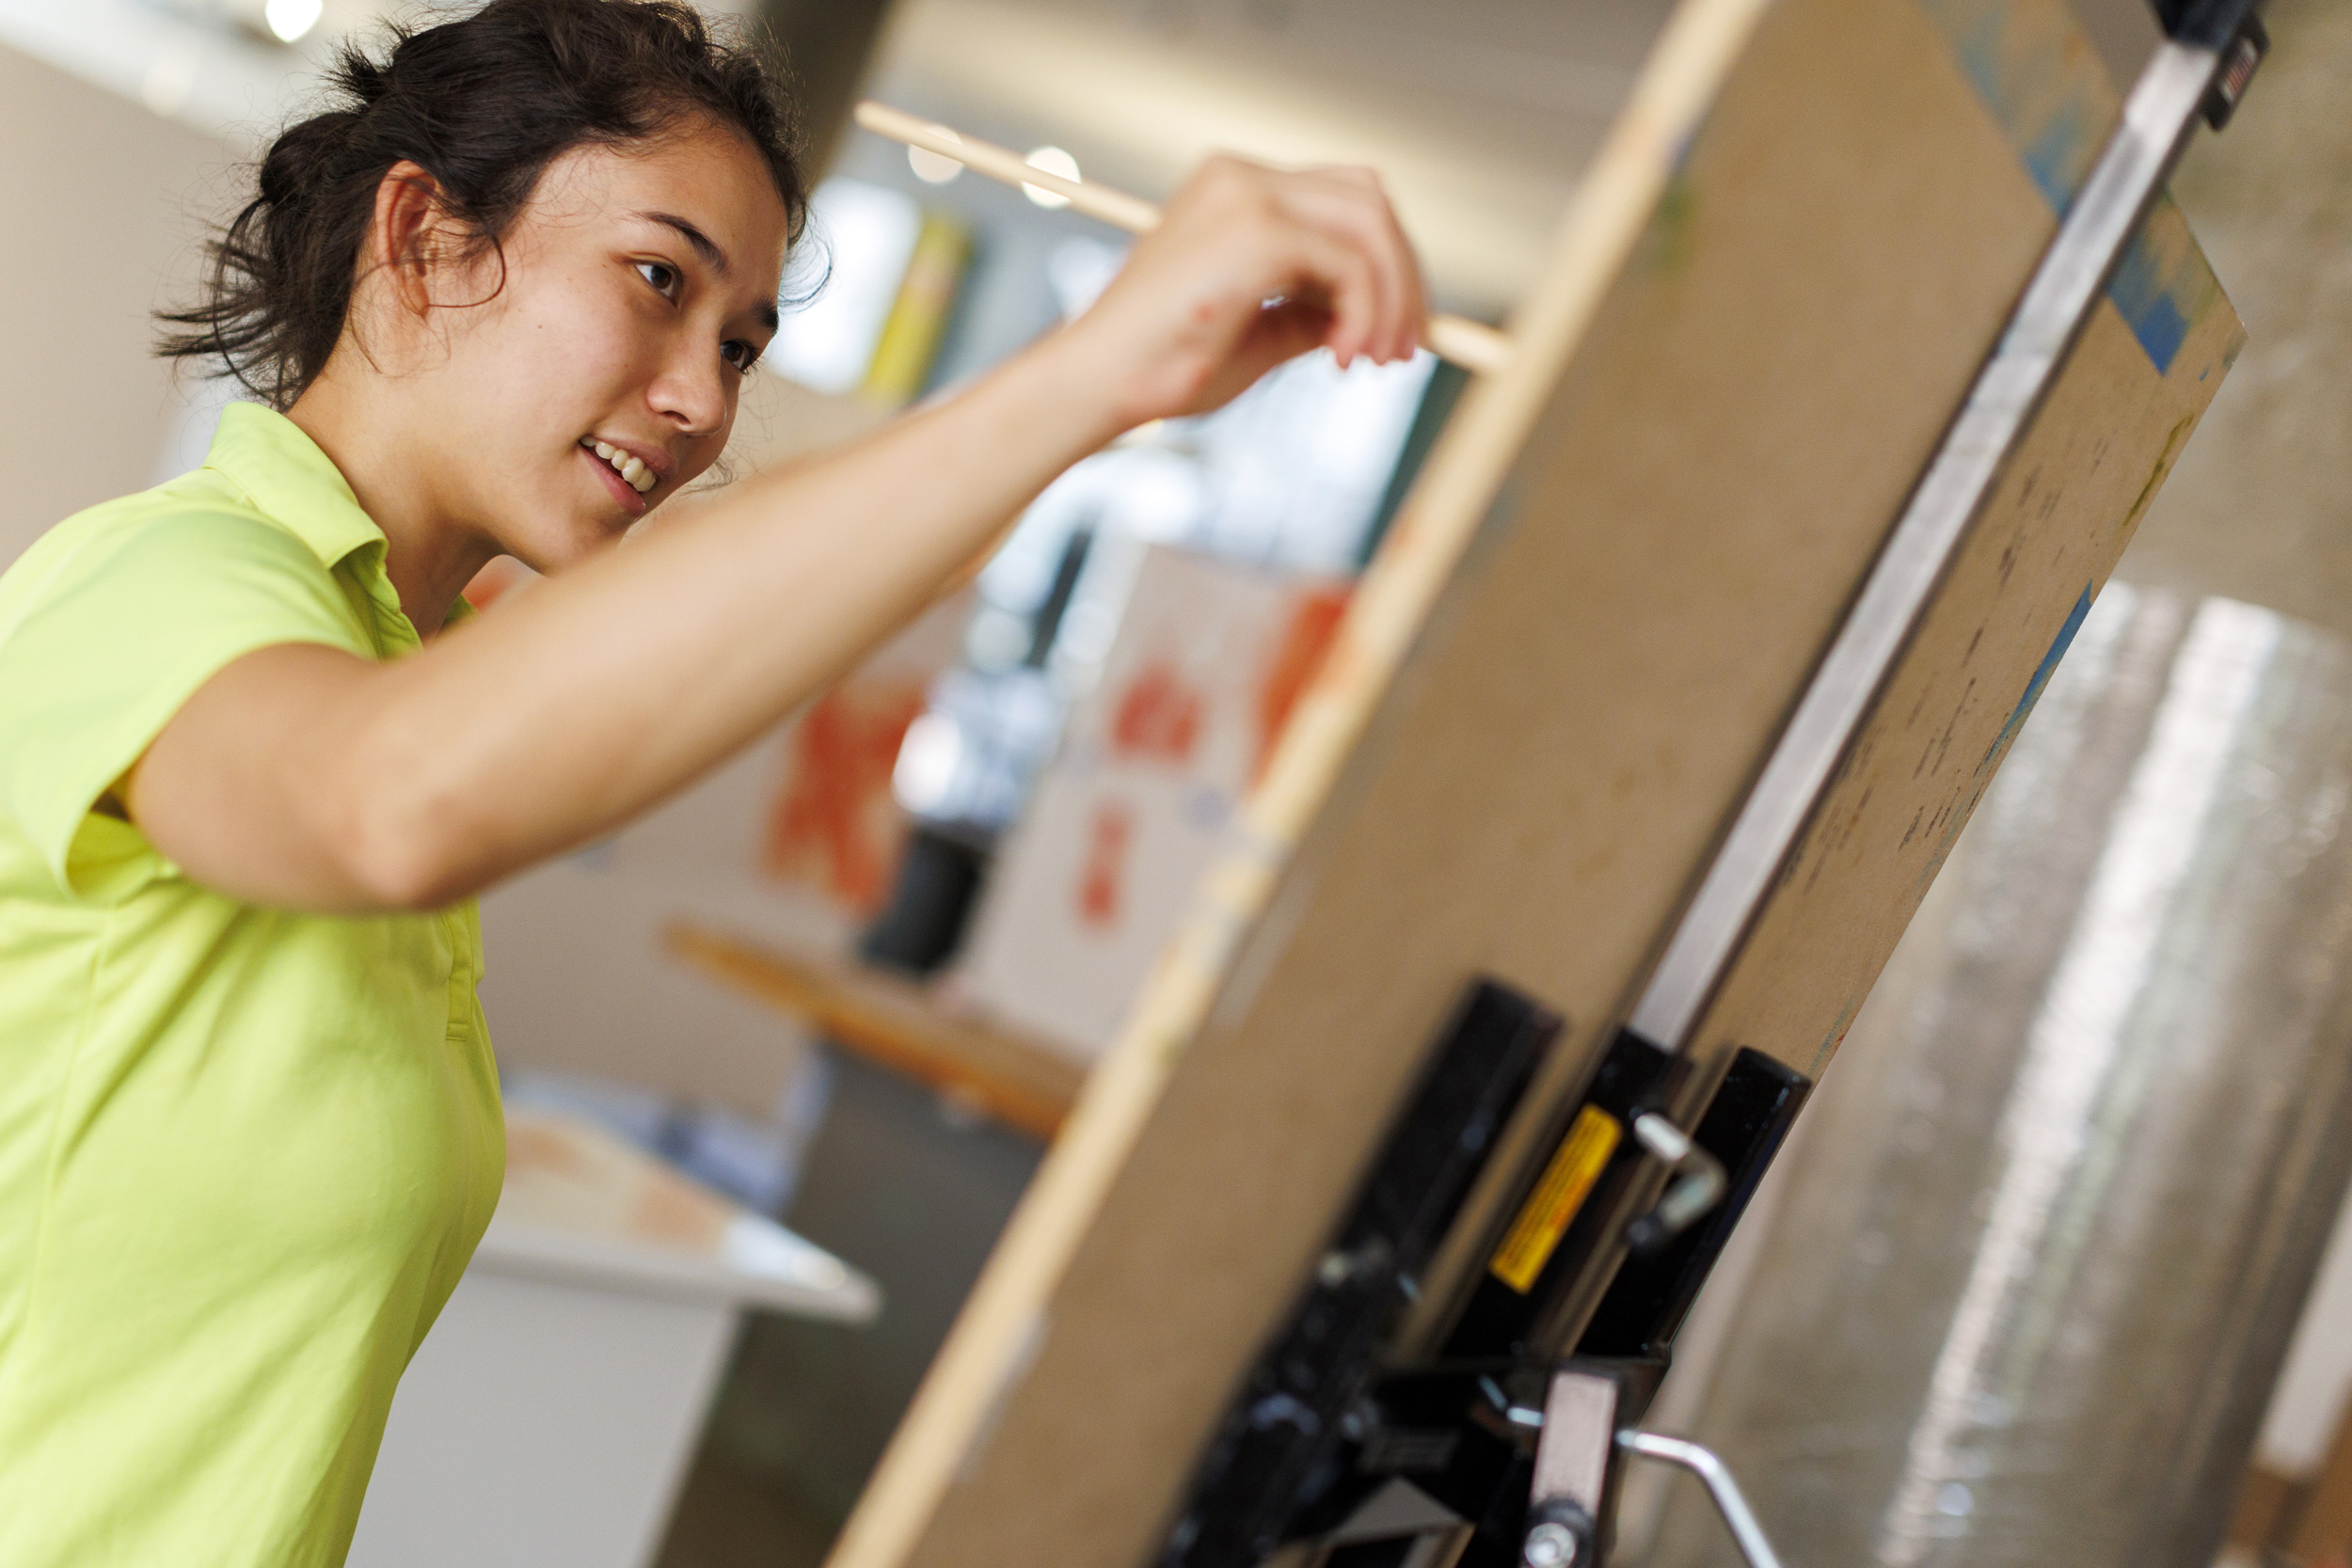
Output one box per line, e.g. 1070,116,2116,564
1022,146,1080,209
262,0,324,43
908,144,963,184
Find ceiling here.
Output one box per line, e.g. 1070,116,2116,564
0,0,760,144
3,0,2155,316
860,0,1683,314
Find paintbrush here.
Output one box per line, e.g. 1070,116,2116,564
853,101,1513,377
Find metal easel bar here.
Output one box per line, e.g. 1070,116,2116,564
1625,8,2261,1053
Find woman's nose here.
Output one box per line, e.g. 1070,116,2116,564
648,350,728,436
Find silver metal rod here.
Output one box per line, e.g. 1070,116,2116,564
1625,39,2230,1052
1618,1431,1786,1568
1629,1112,1728,1244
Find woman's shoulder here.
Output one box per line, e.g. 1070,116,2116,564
0,467,333,631
12,464,312,571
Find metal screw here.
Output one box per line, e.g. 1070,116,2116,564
1524,1520,1581,1568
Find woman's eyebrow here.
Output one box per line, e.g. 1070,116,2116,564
631,208,777,331
634,211,731,277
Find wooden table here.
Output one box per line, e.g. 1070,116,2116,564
663,923,1086,1141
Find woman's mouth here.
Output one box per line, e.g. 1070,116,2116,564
580,436,659,494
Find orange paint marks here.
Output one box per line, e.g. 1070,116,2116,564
1076,800,1136,929
762,686,929,913
1110,660,1206,765
1250,586,1352,785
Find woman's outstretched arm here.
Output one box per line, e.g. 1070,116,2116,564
126,156,1427,913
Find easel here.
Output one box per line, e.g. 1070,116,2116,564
827,0,2261,1562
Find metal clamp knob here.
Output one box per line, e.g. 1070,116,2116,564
1624,1113,1726,1254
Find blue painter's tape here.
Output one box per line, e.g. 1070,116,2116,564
2135,295,2189,372
1912,0,2222,374
2023,109,2099,210
1915,0,2107,209
2106,216,2199,373
1983,582,2093,769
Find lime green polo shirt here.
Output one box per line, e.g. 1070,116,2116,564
0,404,503,1567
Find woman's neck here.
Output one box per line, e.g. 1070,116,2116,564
284,376,500,640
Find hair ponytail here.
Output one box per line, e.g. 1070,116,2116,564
158,0,807,409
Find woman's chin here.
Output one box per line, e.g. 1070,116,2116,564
492,521,609,577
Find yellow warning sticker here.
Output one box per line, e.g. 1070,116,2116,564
1487,1106,1622,1293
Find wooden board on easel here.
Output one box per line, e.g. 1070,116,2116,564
827,1,2247,1564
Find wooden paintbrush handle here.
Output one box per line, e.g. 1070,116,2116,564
852,101,1513,376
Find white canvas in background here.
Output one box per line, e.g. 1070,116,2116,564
954,545,1346,1061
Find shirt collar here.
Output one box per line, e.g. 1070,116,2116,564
203,402,388,571
201,402,477,637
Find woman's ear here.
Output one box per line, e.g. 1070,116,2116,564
369,159,468,320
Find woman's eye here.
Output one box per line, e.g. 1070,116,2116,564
722,340,760,373
634,261,681,301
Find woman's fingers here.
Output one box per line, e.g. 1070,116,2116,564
1072,151,1432,427
1197,299,1336,409
1283,223,1386,369
1271,167,1423,363
1183,155,1420,367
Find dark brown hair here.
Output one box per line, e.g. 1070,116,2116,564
158,0,808,408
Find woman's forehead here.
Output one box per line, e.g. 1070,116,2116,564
532,128,792,289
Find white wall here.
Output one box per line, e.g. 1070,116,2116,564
0,41,231,566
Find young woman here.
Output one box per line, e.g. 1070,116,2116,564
0,0,1425,1561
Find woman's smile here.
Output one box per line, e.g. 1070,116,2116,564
579,440,651,517
581,436,660,494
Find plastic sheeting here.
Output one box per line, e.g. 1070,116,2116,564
1639,587,2352,1568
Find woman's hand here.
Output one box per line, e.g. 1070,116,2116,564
1059,155,1428,429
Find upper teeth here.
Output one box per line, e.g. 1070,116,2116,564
591,439,657,494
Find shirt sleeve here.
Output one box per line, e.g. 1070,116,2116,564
0,505,373,896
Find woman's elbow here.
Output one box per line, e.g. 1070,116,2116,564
331,792,492,913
